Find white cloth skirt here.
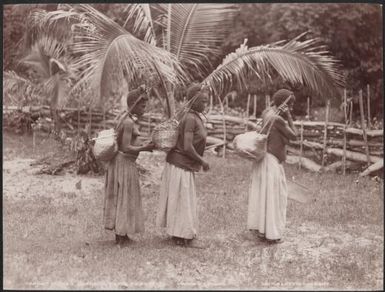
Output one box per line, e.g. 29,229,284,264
247,153,288,240
156,162,198,239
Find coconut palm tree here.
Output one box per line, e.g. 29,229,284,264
202,34,344,98
24,3,344,119
125,4,343,102
125,3,241,116
19,35,77,132
23,4,183,111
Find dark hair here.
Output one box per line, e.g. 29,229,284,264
186,83,202,101
272,89,294,106
126,87,148,108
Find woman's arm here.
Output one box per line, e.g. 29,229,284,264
120,119,153,154
285,110,298,137
183,115,209,170
273,115,297,141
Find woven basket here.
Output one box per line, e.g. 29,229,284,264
152,119,179,151
93,128,118,161
233,131,267,161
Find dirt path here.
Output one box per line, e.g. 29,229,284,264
3,153,383,290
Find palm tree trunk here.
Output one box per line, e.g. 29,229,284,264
50,76,62,134
166,88,176,118
50,108,61,133
159,78,175,119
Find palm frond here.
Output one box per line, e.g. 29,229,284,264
203,35,345,99
63,4,184,107
24,6,82,50
43,74,71,109
157,3,238,80
166,4,172,52
4,71,33,97
124,4,156,45
20,34,76,109
3,71,45,106
21,36,68,78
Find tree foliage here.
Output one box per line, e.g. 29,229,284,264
220,3,383,115
5,3,369,117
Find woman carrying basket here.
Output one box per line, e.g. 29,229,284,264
247,89,298,244
156,83,210,248
104,85,155,246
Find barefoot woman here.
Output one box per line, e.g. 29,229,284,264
156,83,210,247
104,85,154,245
248,89,298,243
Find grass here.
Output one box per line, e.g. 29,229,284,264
3,132,384,290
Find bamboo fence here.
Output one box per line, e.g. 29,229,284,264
3,87,383,176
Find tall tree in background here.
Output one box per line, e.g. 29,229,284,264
78,4,343,113
3,4,58,71
7,4,344,119
221,3,382,115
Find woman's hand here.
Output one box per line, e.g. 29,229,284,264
202,160,210,171
278,103,289,114
143,141,155,152
278,104,293,120
240,149,256,160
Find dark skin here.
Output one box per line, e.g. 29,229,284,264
120,94,155,154
183,91,210,171
241,95,298,159
275,96,298,139
172,89,210,247
115,89,155,245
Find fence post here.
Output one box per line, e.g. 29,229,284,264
88,106,92,136
209,93,213,113
245,94,251,131
219,97,227,158
299,121,304,170
253,94,257,117
266,95,270,108
349,98,353,127
77,101,81,135
148,114,151,137
359,90,371,167
367,84,371,130
321,100,330,168
342,89,347,175
33,129,36,155
306,97,310,120
103,107,106,130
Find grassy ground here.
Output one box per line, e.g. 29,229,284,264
3,132,384,290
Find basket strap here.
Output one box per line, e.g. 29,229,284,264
113,111,134,147
175,88,204,121
265,114,276,137
258,94,294,136
127,93,146,114
114,111,129,130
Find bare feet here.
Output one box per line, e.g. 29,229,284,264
255,230,266,239
171,236,187,246
185,238,207,249
251,230,283,244
115,234,131,246
170,237,207,249
266,238,283,244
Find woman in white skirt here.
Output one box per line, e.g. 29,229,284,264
248,89,298,243
156,83,210,247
